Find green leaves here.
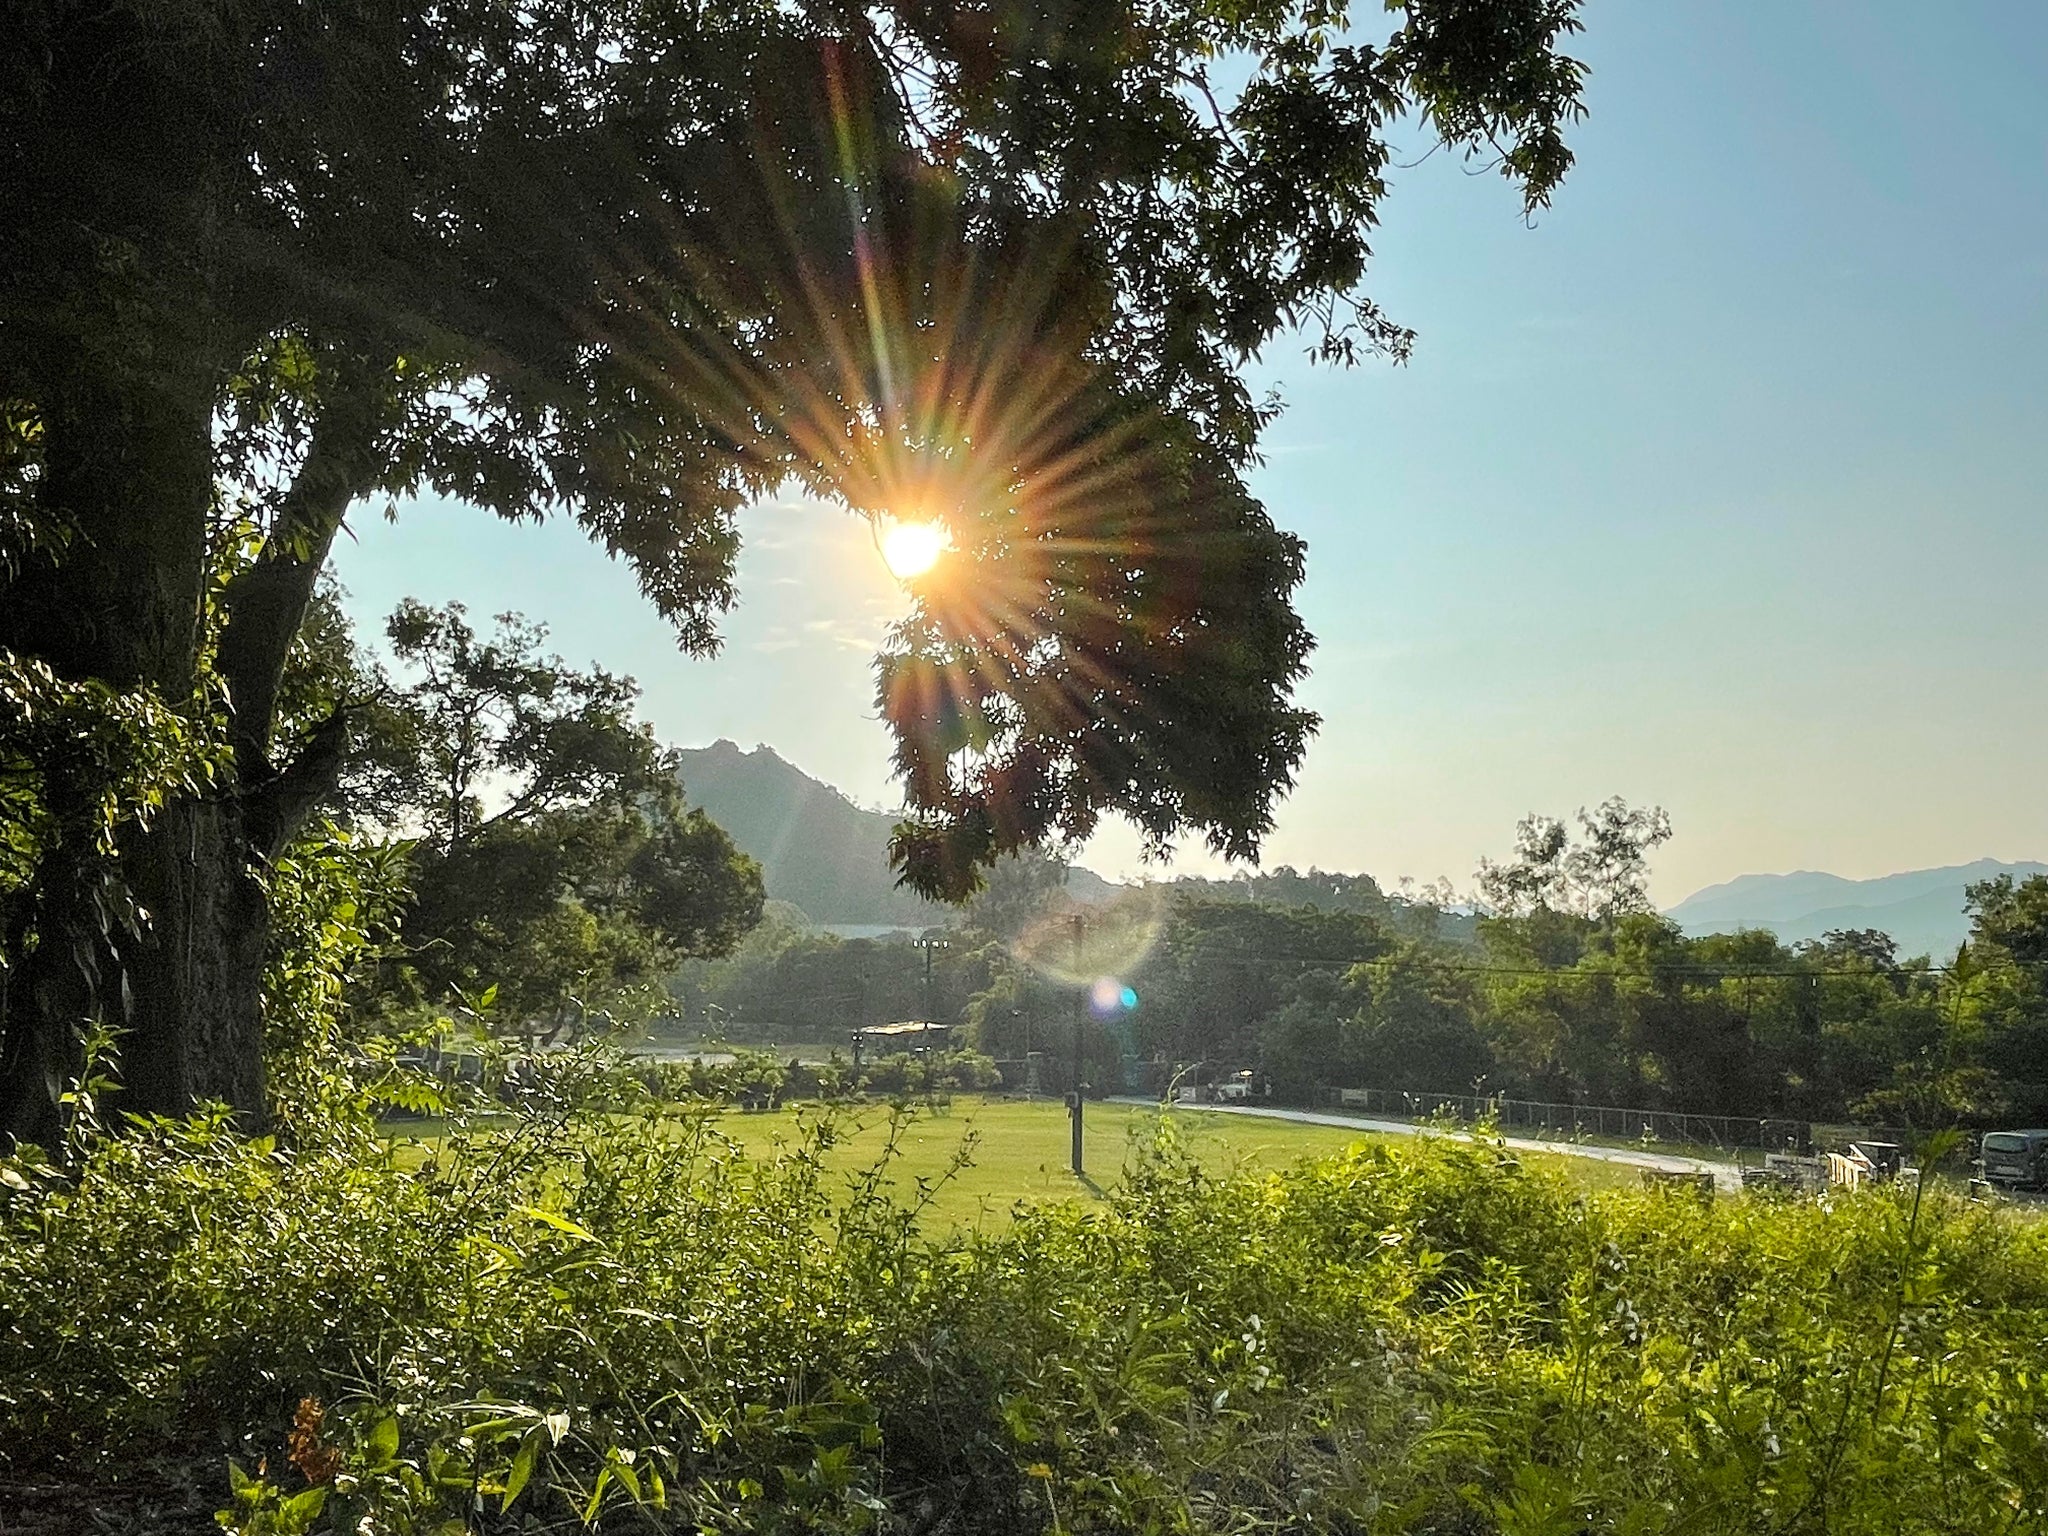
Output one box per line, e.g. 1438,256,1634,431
361,1412,400,1467
515,1204,598,1243
19,1062,2048,1534
358,599,764,1035
0,647,229,888
501,1425,544,1511
216,1465,329,1536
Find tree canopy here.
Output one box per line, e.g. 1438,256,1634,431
1476,798,1673,923
1,0,1587,1133
354,601,764,1038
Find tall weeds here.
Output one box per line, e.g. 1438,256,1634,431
2,1092,2043,1534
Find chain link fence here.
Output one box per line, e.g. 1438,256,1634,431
1331,1087,1811,1153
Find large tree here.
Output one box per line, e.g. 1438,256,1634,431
357,600,764,1039
0,0,1586,1140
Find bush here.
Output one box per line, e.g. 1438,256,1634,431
2,1097,2045,1534
635,1047,999,1108
856,1048,1001,1097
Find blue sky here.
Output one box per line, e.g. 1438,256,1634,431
333,2,2048,905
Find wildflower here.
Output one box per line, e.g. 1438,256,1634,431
288,1397,345,1485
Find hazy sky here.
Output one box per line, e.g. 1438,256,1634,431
332,2,2048,907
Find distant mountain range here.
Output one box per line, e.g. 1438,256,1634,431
682,740,2042,955
675,740,1118,928
1665,859,2048,959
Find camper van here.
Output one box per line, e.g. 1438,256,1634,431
1979,1129,2048,1190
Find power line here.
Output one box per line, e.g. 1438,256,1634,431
1082,943,2035,982
690,948,2034,989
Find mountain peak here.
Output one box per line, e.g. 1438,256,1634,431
676,742,1121,925
674,742,926,926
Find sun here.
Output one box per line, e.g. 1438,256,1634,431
879,518,949,579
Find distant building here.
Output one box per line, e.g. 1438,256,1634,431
850,1020,953,1067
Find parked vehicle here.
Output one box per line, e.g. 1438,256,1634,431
1824,1141,1909,1190
1750,1151,1826,1193
1979,1129,2048,1190
1171,1069,1265,1105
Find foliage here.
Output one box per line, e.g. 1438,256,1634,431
961,851,1080,944
636,1047,1000,1106
260,822,416,1139
0,653,226,897
1477,797,1673,922
0,656,221,1121
667,831,2048,1133
0,2,1594,1068
0,650,237,1140
854,1048,1001,1098
1130,897,1396,1070
2,1092,2045,1534
675,924,1001,1042
1966,874,2048,969
1148,865,1479,944
358,601,764,1039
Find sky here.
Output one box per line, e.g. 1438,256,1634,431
331,1,2048,907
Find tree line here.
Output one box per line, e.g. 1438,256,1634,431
268,620,2043,1136
675,803,2048,1131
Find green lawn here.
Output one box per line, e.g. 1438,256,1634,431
694,1096,1643,1222
384,1095,1642,1227
702,1097,1337,1223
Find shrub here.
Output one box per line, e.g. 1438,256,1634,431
2,1097,2044,1534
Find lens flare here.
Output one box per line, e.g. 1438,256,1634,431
1087,977,1141,1019
1010,888,1165,988
582,62,1212,867
879,519,948,579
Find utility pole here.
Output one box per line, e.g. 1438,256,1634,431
851,967,867,1074
911,935,949,1023
1070,913,1086,1177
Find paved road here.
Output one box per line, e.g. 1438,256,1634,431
1108,1097,1745,1190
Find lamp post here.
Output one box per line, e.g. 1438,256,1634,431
851,967,867,1074
1070,913,1086,1177
911,934,949,1023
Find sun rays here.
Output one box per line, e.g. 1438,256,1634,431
565,50,1304,893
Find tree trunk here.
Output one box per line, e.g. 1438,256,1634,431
0,361,371,1146
115,798,274,1128
0,847,103,1152
0,4,378,1149
0,345,284,1140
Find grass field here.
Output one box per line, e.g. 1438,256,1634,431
385,1095,1645,1225
663,1096,1644,1222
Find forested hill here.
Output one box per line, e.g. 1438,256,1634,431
1667,858,2048,958
675,740,1121,926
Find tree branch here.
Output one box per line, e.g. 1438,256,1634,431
245,704,352,862
217,383,383,787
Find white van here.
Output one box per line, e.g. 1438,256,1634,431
1980,1129,2048,1190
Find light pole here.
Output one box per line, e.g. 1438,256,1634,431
911,935,949,1023
851,967,867,1074
1070,913,1086,1177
